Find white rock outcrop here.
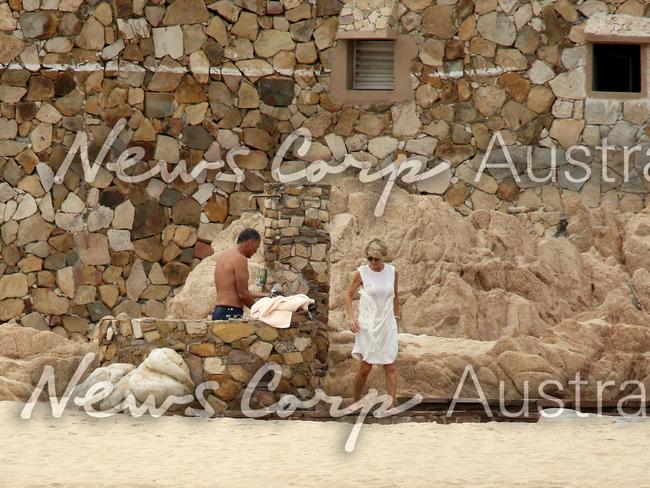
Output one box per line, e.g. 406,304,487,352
73,348,194,411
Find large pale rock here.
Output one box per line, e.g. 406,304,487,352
72,363,135,401
0,325,93,401
76,348,194,411
623,211,650,274
322,178,650,400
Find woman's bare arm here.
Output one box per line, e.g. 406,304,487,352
344,270,362,332
394,269,401,321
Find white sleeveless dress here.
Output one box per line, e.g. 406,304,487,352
351,263,398,365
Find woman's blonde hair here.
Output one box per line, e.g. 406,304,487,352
365,239,388,260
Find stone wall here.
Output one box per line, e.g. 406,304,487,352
95,313,329,412
2,0,650,336
262,183,330,323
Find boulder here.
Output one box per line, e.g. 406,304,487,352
0,325,94,401
73,348,194,411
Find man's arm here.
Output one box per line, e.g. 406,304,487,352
251,290,271,298
234,255,256,308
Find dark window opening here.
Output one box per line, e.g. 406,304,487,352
592,43,641,93
349,40,395,91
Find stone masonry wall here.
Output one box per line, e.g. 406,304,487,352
95,313,329,412
1,1,650,338
262,183,330,323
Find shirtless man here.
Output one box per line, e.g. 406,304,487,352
211,228,269,320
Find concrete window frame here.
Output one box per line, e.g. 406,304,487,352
585,33,648,100
330,31,418,105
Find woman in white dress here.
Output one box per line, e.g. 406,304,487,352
344,239,400,407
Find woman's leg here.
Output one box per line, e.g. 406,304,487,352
353,361,373,403
383,362,397,407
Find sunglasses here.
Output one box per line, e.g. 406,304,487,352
367,256,381,262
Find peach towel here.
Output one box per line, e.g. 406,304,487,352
250,294,315,328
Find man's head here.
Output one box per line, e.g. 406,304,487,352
236,228,261,258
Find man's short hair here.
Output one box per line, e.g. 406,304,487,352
237,228,261,244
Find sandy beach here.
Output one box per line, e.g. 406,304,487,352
2,401,649,488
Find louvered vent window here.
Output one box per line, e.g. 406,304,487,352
352,40,395,90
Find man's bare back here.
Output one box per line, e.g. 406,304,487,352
212,228,268,321
214,247,249,309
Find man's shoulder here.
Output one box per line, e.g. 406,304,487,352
218,246,243,258
223,248,246,266
216,247,241,267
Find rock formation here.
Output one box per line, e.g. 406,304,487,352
324,177,650,400
0,324,94,401
73,348,194,411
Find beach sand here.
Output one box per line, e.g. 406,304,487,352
1,401,649,488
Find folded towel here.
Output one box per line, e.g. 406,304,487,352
250,294,315,328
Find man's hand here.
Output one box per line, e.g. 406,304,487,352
348,319,359,333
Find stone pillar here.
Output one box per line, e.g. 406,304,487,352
261,183,330,324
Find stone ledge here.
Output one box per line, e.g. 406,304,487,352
94,316,329,413
585,14,650,42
